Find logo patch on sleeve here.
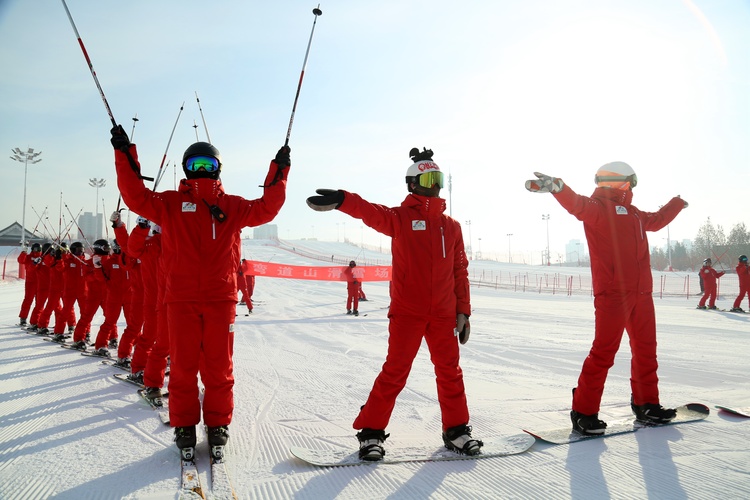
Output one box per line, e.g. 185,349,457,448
182,202,197,212
412,220,426,231
615,206,628,215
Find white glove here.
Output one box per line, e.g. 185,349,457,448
455,314,471,345
110,210,124,228
525,172,564,193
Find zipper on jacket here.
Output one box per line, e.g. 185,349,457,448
440,226,446,258
212,219,216,240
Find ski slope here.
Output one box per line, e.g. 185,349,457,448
0,239,748,499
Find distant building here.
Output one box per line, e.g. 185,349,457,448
0,222,46,246
78,212,104,241
253,224,278,240
565,239,585,265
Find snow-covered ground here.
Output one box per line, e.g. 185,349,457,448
0,239,748,499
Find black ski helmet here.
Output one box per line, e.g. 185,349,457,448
31,243,41,252
740,255,748,263
41,242,53,255
703,258,712,266
349,260,356,267
93,239,111,256
70,241,84,256
182,142,222,180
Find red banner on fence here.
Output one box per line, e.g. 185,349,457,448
246,261,392,282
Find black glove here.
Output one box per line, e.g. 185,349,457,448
110,125,131,151
274,146,291,168
306,189,344,212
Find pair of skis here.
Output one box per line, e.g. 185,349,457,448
179,433,236,499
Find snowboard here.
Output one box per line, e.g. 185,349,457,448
524,403,709,445
715,405,750,418
290,433,534,467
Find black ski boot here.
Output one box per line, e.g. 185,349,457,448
175,426,197,460
127,371,144,385
143,386,164,405
631,395,676,424
442,424,483,456
356,428,389,461
207,426,230,461
108,338,118,349
52,334,67,343
70,340,87,351
19,318,27,327
571,410,607,435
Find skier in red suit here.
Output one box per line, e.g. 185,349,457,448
70,240,109,350
239,258,255,314
306,147,481,461
526,162,687,435
111,125,289,456
127,216,161,380
697,258,725,310
37,246,66,336
17,243,42,327
60,242,88,339
29,243,54,329
343,260,360,316
731,255,749,312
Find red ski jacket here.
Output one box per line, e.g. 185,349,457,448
115,145,287,304
699,266,724,289
338,192,470,319
553,185,684,295
736,263,750,287
18,251,41,285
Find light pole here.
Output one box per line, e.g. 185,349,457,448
465,220,472,260
507,233,513,263
542,214,551,266
477,237,482,260
10,148,43,247
89,178,106,239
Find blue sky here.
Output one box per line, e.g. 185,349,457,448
1,0,748,263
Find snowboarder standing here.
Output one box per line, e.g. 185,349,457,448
344,260,360,316
730,255,749,313
111,125,289,458
306,147,482,460
697,258,725,310
525,163,687,435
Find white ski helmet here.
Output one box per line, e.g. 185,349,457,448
594,161,637,190
405,160,443,190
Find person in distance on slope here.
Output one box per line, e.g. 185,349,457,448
306,147,481,461
730,255,749,313
343,260,360,316
696,258,725,310
525,163,688,435
111,125,289,457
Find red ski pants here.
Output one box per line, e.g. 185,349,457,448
167,300,236,428
352,314,469,431
733,283,749,310
19,279,36,319
573,290,660,415
698,283,718,308
143,306,169,389
346,282,359,312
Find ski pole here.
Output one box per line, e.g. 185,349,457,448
130,114,139,141
195,92,211,143
154,102,185,190
284,5,323,147
65,203,93,251
60,0,154,181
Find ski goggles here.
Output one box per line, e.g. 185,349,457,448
185,155,220,172
595,174,638,189
417,170,444,189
